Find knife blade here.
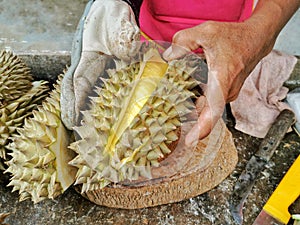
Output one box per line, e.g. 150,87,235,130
252,154,300,225
229,109,296,224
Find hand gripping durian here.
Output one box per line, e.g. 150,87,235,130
60,0,140,130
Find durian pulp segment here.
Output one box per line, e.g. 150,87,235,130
104,49,168,157
54,120,76,191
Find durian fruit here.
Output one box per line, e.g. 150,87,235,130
69,47,201,192
5,74,77,203
0,81,49,160
0,50,33,107
0,50,50,164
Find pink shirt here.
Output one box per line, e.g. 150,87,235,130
139,0,254,42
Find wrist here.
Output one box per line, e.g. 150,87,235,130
244,0,299,56
242,7,279,60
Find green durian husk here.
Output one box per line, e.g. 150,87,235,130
0,80,49,160
0,50,33,107
69,47,202,192
5,74,77,203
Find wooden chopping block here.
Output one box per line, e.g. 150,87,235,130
78,119,238,209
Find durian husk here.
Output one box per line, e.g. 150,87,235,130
5,74,77,203
79,119,238,209
0,51,50,167
0,80,49,160
70,46,238,208
0,50,33,107
69,48,202,192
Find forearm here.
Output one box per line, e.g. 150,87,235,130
247,0,299,48
253,0,299,30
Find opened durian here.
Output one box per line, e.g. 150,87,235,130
0,51,49,164
5,74,77,203
69,48,203,192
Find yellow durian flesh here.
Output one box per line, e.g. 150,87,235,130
70,47,201,192
5,75,77,203
105,48,168,156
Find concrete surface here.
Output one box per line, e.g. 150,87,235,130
274,10,300,56
0,0,88,53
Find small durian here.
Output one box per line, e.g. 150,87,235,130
0,81,49,160
69,47,202,192
0,50,33,107
5,74,77,203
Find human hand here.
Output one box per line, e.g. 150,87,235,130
61,0,140,130
163,20,275,146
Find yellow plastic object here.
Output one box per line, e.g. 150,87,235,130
263,154,300,224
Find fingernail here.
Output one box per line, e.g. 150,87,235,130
162,47,173,61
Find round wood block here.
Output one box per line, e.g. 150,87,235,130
79,120,238,209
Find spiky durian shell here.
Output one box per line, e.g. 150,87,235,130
5,75,77,203
0,51,33,107
0,81,49,160
69,48,201,192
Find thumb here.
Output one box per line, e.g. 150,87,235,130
185,99,213,147
162,27,203,61
163,44,190,61
185,70,226,146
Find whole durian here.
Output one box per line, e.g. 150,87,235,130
69,48,202,192
0,81,49,160
0,51,49,163
0,50,33,107
5,75,77,203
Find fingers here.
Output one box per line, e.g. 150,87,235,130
163,27,204,61
61,52,109,130
61,64,76,130
82,0,140,61
73,52,109,124
185,70,226,145
163,44,190,61
195,95,206,114
185,98,213,147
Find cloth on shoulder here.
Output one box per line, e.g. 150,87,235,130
230,50,297,138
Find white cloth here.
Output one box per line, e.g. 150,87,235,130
61,0,140,129
287,88,300,134
83,0,140,61
231,50,297,138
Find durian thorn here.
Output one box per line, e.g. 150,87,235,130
104,49,168,156
118,141,147,169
